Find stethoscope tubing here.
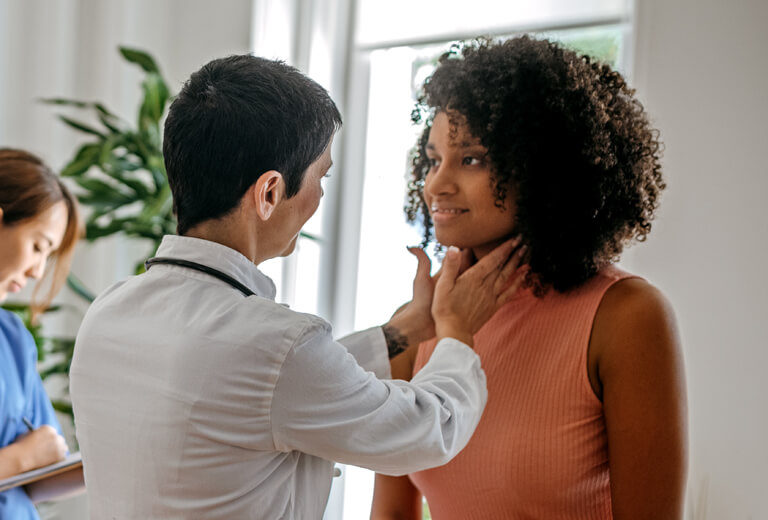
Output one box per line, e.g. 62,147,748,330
144,257,255,297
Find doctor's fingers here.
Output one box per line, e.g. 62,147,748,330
493,244,528,293
496,268,528,307
467,236,521,282
407,247,433,289
451,236,520,288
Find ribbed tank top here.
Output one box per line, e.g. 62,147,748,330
409,265,636,519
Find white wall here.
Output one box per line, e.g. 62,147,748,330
627,0,768,517
0,0,253,295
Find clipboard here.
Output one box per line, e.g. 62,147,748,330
0,452,82,493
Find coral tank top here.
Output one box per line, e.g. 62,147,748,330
409,265,636,519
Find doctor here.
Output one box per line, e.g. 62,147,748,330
69,55,525,519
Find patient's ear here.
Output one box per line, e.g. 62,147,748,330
250,171,283,221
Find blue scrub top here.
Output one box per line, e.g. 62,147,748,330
0,309,63,520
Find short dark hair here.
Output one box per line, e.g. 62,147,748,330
407,36,664,293
163,55,342,235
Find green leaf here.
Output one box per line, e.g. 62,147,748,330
50,400,73,416
58,115,106,137
66,273,96,303
41,98,121,119
299,230,322,242
112,157,143,172
98,112,123,134
40,97,91,109
45,337,75,355
85,218,136,240
135,260,147,275
98,134,119,166
60,144,101,177
113,173,152,198
92,102,119,119
74,142,103,161
119,46,160,74
74,177,131,199
139,73,171,141
39,362,71,380
0,302,32,313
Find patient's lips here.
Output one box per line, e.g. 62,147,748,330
430,203,468,224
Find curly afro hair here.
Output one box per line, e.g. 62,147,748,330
406,35,664,294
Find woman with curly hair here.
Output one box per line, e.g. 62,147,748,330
371,36,687,519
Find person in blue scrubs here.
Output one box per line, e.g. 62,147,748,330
0,148,82,519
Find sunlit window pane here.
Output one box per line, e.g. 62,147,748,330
356,0,629,47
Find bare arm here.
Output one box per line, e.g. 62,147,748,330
371,342,423,519
591,279,688,519
371,473,422,520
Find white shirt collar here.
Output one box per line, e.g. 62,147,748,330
154,235,277,300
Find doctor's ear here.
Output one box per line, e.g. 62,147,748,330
250,171,284,221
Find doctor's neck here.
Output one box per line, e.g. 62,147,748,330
184,209,269,266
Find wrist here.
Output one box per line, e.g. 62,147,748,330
435,321,474,348
385,312,432,354
1,442,30,476
382,323,410,359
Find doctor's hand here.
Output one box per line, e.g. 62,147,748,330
383,247,440,360
14,425,68,472
433,237,527,348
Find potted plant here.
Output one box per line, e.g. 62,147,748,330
2,46,175,421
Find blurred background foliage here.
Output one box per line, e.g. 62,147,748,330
1,46,174,421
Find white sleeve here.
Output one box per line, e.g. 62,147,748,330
270,322,487,476
336,326,391,379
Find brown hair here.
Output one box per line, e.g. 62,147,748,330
0,148,82,321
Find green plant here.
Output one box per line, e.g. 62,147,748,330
0,46,176,423
44,46,176,267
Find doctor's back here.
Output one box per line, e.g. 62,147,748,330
70,249,343,517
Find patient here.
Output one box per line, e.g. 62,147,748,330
372,36,687,519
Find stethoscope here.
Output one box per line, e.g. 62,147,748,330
144,257,255,297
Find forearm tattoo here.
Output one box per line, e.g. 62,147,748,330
383,325,409,359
